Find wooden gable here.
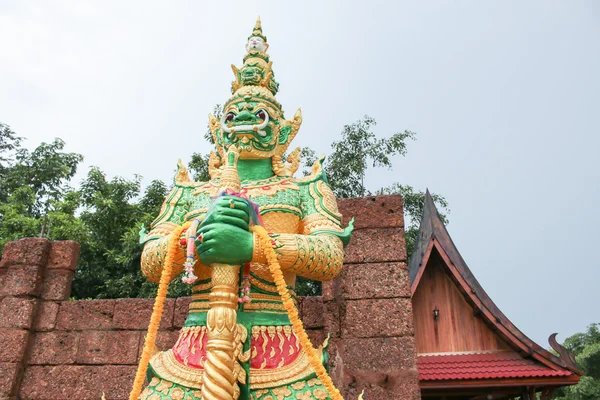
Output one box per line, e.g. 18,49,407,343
413,246,512,354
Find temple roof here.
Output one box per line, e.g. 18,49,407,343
419,351,573,382
408,191,581,383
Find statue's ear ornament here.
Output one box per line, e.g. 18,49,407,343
231,65,241,93
208,113,225,159
273,108,302,156
289,108,303,141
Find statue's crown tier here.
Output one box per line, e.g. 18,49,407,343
231,17,279,97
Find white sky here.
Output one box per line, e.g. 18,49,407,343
1,1,599,346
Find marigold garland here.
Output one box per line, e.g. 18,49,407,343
250,225,345,400
129,222,191,400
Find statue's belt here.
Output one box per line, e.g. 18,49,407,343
184,311,291,327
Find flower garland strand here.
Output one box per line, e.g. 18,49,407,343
250,225,345,400
182,218,202,284
129,222,190,400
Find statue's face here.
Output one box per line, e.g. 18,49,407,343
217,97,292,159
246,36,267,53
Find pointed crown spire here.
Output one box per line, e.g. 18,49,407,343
230,17,280,101
249,16,267,42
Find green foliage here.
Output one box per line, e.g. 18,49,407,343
299,147,318,177
0,187,39,244
12,139,82,218
295,276,321,297
553,324,600,400
0,123,22,188
325,115,415,198
188,153,211,182
0,134,84,250
139,180,169,216
73,167,143,299
72,169,190,299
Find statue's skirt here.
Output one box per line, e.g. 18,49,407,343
139,311,331,400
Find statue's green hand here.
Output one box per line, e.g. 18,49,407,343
200,196,250,231
197,222,253,266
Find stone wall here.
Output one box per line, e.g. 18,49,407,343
0,195,419,400
304,196,419,399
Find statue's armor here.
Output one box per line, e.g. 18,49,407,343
138,163,348,399
134,17,351,400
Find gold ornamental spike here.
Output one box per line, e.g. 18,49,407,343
175,159,192,185
251,16,265,40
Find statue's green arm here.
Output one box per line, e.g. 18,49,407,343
252,165,353,281
140,181,195,283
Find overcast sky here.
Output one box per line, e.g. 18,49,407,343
1,1,598,346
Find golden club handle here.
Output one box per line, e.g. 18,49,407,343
201,264,240,400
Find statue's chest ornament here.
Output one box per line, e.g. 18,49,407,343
193,177,299,199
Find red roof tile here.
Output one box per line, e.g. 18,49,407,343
418,351,573,381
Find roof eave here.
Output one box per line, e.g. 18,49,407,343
420,374,580,390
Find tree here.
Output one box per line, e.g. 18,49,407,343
0,187,39,246
188,152,211,182
73,167,143,298
0,133,84,250
71,168,191,299
325,115,415,198
0,123,22,199
12,139,82,218
553,323,600,400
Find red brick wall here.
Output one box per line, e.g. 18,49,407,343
0,195,419,400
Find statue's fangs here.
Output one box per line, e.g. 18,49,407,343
134,17,353,400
